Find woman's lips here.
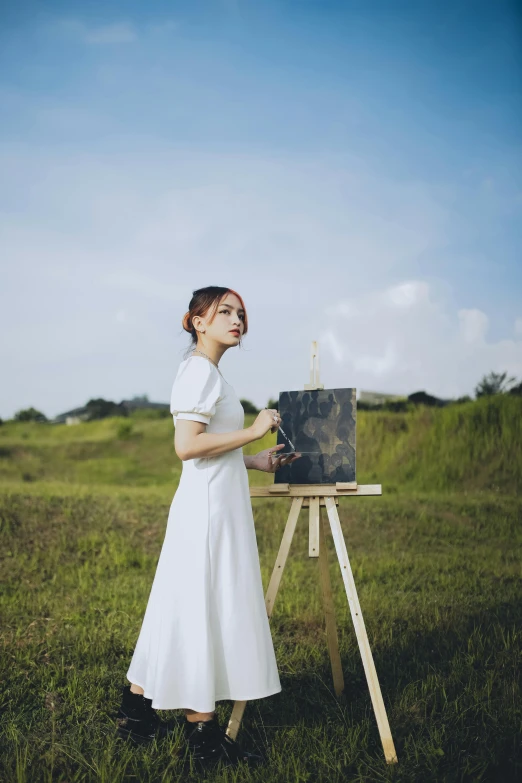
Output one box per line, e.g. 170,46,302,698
229,330,240,335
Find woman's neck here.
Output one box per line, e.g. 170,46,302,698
193,341,226,366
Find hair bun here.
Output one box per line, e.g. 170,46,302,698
182,312,192,332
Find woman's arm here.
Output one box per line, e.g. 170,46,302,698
174,409,279,461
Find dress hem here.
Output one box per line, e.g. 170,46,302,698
125,674,282,711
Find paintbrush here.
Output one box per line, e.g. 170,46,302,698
276,422,297,451
265,407,296,448
265,408,320,456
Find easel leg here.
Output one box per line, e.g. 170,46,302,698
226,497,304,740
226,700,247,741
309,496,320,557
265,496,304,618
324,497,398,765
317,509,345,697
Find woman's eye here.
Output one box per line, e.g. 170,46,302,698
220,309,244,320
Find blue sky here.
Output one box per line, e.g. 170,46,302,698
1,0,521,417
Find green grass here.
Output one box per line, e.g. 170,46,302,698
1,398,521,781
357,394,522,493
0,413,278,489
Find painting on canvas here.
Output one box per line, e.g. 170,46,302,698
274,388,356,485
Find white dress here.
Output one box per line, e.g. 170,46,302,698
126,355,282,712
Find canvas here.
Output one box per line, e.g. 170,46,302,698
274,388,356,485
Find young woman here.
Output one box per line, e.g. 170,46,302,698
116,286,300,768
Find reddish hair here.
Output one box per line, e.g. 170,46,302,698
182,286,248,348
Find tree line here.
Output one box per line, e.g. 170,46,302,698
4,370,521,424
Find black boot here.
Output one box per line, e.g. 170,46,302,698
115,685,178,744
183,716,265,768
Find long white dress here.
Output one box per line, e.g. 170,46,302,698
126,355,282,712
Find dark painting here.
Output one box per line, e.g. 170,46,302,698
274,388,356,485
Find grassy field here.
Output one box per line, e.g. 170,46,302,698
1,398,521,781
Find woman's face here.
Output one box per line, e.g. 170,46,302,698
197,292,245,347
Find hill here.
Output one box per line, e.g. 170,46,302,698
0,394,520,494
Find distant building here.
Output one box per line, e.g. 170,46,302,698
359,390,406,407
53,406,91,425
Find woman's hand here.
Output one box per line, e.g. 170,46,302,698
250,408,281,440
250,443,302,473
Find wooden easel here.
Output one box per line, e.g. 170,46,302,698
225,341,398,765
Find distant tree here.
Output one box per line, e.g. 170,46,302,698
240,398,259,414
130,408,170,420
474,371,516,398
14,407,48,423
266,398,279,411
509,380,522,396
408,391,445,407
454,395,472,405
84,398,128,420
130,394,149,402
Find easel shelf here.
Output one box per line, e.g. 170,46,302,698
251,483,382,497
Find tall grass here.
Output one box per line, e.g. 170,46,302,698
357,395,522,492
1,395,520,493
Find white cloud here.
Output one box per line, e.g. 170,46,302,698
84,22,137,44
320,282,522,398
458,309,489,343
322,330,344,364
386,281,429,309
53,19,137,44
515,317,522,337
353,343,398,376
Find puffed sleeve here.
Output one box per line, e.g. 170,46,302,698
170,358,222,425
